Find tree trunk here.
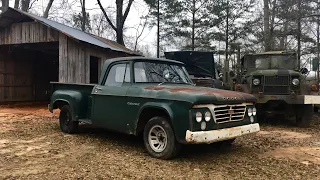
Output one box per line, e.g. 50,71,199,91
279,20,288,50
192,0,195,51
224,0,229,84
14,0,19,9
157,0,160,57
1,0,9,12
43,0,54,18
263,0,271,51
97,0,133,46
81,0,86,31
297,0,301,63
21,0,31,12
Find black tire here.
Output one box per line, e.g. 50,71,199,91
59,105,79,134
295,105,313,128
143,116,181,160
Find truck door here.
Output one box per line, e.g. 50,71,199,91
91,62,131,132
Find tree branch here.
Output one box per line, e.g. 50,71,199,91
43,0,55,18
122,0,134,25
97,0,117,31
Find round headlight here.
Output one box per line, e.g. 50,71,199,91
292,78,299,86
252,107,257,116
253,78,260,85
196,112,202,122
248,108,253,117
204,111,211,122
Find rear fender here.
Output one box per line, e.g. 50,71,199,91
50,90,84,120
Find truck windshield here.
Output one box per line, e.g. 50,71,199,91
134,61,193,84
253,54,297,69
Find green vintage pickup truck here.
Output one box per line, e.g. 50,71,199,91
49,57,260,159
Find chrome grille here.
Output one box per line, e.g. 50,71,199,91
263,76,290,95
213,104,246,124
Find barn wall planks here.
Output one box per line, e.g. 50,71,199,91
0,22,58,45
59,34,129,84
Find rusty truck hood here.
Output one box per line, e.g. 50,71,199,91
138,84,256,104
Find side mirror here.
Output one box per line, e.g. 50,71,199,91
229,71,235,77
300,68,308,75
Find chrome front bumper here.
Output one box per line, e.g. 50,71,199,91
185,123,260,144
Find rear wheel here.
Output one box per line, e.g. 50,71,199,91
59,105,79,134
143,116,181,159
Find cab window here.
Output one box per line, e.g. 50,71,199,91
104,63,130,86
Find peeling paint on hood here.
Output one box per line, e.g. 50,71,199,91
140,84,256,104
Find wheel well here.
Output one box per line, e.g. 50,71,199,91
136,107,170,136
53,100,69,110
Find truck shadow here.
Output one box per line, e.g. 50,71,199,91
72,124,252,160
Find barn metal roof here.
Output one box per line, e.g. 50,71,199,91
0,8,141,55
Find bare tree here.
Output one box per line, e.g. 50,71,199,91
80,0,86,31
21,0,31,11
0,0,9,12
14,0,20,9
97,0,134,46
43,0,55,18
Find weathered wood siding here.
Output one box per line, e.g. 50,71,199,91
0,22,58,45
0,46,35,102
59,33,128,83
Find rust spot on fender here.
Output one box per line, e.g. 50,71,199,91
144,86,166,90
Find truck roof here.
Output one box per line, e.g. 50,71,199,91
104,56,184,65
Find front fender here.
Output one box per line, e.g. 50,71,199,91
136,101,192,143
50,90,85,120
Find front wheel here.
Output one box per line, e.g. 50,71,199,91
143,116,181,159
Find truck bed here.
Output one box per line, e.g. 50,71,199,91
50,82,96,120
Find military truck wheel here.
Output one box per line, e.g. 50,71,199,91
295,105,313,128
59,105,79,134
143,116,181,159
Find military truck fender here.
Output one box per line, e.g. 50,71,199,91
50,90,84,121
135,102,174,136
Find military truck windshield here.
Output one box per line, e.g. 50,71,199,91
253,55,297,69
134,61,193,84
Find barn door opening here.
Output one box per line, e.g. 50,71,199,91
90,56,100,84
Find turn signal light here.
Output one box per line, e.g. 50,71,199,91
236,84,242,90
311,84,318,91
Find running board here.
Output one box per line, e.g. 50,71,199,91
78,119,92,124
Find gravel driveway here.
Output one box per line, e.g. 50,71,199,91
0,104,320,179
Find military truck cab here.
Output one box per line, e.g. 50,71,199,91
234,51,320,126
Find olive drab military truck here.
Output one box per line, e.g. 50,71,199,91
232,51,320,127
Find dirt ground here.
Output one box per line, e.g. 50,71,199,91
1,104,320,180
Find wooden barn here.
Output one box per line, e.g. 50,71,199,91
0,8,140,103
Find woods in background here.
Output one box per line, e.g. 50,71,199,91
0,0,319,67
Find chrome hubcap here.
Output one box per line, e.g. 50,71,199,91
148,125,167,153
